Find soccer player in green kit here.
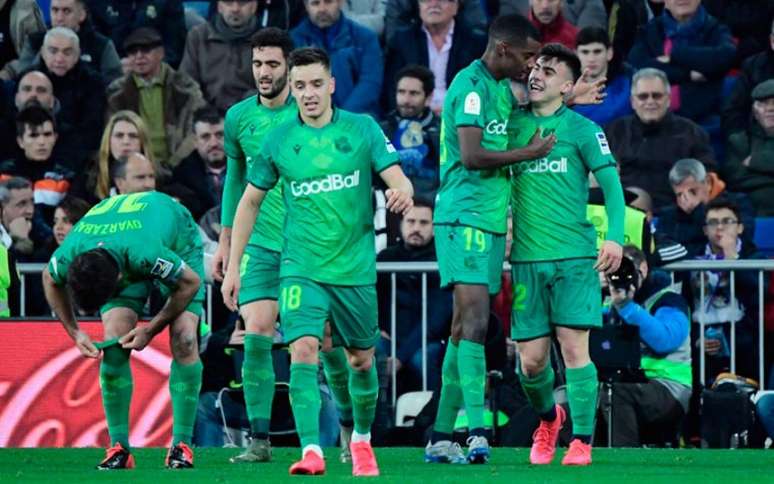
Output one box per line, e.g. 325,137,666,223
509,44,625,466
41,191,205,469
428,14,556,465
214,28,355,464
221,47,414,476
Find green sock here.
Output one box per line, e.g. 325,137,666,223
348,359,378,435
433,342,462,435
242,334,275,435
169,359,203,445
566,363,599,435
320,347,353,423
457,339,486,430
100,345,133,449
289,363,321,449
518,363,556,415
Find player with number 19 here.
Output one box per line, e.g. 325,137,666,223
42,191,205,470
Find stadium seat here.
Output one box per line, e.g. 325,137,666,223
395,391,433,427
754,218,774,256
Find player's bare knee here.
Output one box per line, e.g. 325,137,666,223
346,349,374,372
171,330,198,359
290,337,319,364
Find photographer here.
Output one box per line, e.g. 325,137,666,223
604,245,692,446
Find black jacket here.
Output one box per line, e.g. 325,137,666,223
376,241,452,364
627,11,736,121
605,112,716,210
33,61,105,174
171,151,223,220
722,50,774,135
703,0,774,68
382,20,487,111
86,0,187,67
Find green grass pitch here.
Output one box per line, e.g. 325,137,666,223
1,447,772,483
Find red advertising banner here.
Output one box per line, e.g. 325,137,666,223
0,321,173,448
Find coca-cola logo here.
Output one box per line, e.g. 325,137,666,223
0,322,173,447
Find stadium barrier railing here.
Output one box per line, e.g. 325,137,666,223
14,260,774,408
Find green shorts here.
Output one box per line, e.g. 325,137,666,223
279,277,379,349
510,258,602,341
101,246,206,319
238,244,280,305
435,224,505,295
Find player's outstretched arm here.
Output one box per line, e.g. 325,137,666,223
459,126,556,170
121,266,201,351
594,165,626,274
222,185,266,311
42,268,99,358
379,165,414,216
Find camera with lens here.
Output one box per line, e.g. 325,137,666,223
607,256,639,291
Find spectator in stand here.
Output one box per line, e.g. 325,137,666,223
73,110,156,203
528,0,579,49
172,107,226,220
0,0,46,80
722,79,774,216
605,67,716,209
111,152,157,195
376,198,451,392
85,0,186,68
384,0,487,46
10,0,122,84
499,0,607,29
627,0,736,124
42,194,89,259
602,0,650,68
342,0,386,37
291,0,383,115
687,197,767,381
703,0,774,69
107,27,205,169
1,70,54,160
722,18,774,135
383,0,486,114
380,65,440,201
654,158,755,264
0,104,72,225
31,27,105,173
180,0,262,114
574,26,634,126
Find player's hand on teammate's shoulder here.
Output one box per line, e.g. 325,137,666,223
385,188,414,216
119,326,153,351
74,330,100,358
569,68,606,106
595,240,623,274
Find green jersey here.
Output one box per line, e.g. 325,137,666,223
48,192,201,289
222,94,297,252
509,104,621,262
248,109,399,286
434,59,515,234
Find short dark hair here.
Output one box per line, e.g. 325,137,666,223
705,197,742,223
0,177,32,205
538,43,582,82
193,106,222,127
623,244,647,270
57,196,91,226
288,47,331,72
395,64,435,97
67,249,120,313
15,103,57,137
575,26,610,49
250,27,294,58
488,14,541,48
413,196,435,211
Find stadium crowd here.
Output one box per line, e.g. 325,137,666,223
1,0,774,453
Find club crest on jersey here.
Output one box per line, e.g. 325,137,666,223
335,137,352,153
464,92,481,115
150,258,175,278
596,132,611,155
